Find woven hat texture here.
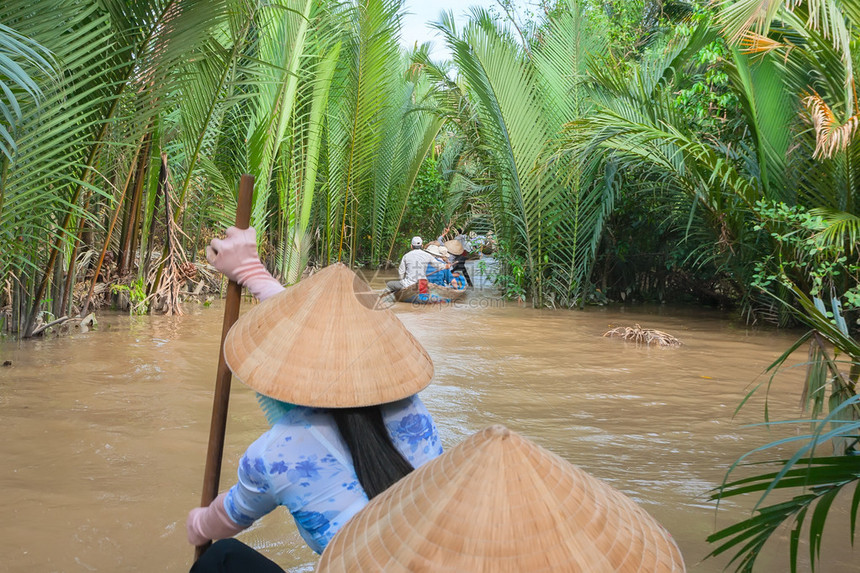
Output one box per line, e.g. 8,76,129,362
224,263,433,407
317,425,685,572
443,239,464,255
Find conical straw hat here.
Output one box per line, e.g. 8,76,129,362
224,263,433,408
444,239,464,255
317,425,685,572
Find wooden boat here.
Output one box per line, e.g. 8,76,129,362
394,281,467,304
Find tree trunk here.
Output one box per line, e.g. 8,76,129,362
51,254,64,319
80,142,145,317
142,155,167,279
120,135,152,276
63,194,91,316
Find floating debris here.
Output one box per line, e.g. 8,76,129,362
31,313,98,337
603,324,682,347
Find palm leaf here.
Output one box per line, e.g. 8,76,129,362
437,7,571,302
728,48,793,200
808,208,860,251
0,23,55,159
709,402,860,572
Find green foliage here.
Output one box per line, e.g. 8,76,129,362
710,216,860,570
110,277,148,315
431,1,613,307
1,0,453,334
708,449,860,573
752,201,860,322
707,262,860,570
593,180,737,304
400,155,446,240
573,0,668,58
542,3,860,562
670,24,741,135
0,23,55,160
491,238,528,302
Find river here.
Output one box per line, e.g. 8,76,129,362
1,265,857,572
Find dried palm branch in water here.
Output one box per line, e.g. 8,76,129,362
603,324,682,347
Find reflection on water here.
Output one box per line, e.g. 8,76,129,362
1,275,857,571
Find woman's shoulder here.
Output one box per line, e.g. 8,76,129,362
253,407,335,446
379,394,430,418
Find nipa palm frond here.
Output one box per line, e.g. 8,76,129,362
708,395,860,573
808,208,860,252
0,23,56,160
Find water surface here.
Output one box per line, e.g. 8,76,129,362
1,271,856,571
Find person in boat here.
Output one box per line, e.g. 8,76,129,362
451,270,466,289
385,235,445,294
187,226,443,572
424,244,458,288
439,227,473,287
435,245,467,290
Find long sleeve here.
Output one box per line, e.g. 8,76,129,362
206,226,285,301
186,492,246,546
222,436,281,528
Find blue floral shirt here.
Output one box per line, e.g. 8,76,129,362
224,395,442,554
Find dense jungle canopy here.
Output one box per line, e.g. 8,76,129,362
2,1,860,570
1,0,858,334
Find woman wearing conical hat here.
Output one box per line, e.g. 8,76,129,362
439,226,473,287
318,426,686,572
186,227,443,571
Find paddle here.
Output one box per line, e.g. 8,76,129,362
194,174,254,561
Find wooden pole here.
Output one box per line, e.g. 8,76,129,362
194,174,254,561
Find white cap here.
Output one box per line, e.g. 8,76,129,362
411,236,423,248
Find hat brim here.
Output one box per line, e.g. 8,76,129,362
224,264,434,407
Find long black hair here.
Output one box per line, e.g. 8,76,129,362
332,406,414,499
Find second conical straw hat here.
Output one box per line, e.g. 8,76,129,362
224,263,433,408
444,239,464,255
317,425,686,572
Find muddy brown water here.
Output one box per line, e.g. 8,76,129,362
1,268,858,572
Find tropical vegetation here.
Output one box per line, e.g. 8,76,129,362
1,0,447,336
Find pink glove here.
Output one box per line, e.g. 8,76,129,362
186,492,247,546
206,226,285,301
